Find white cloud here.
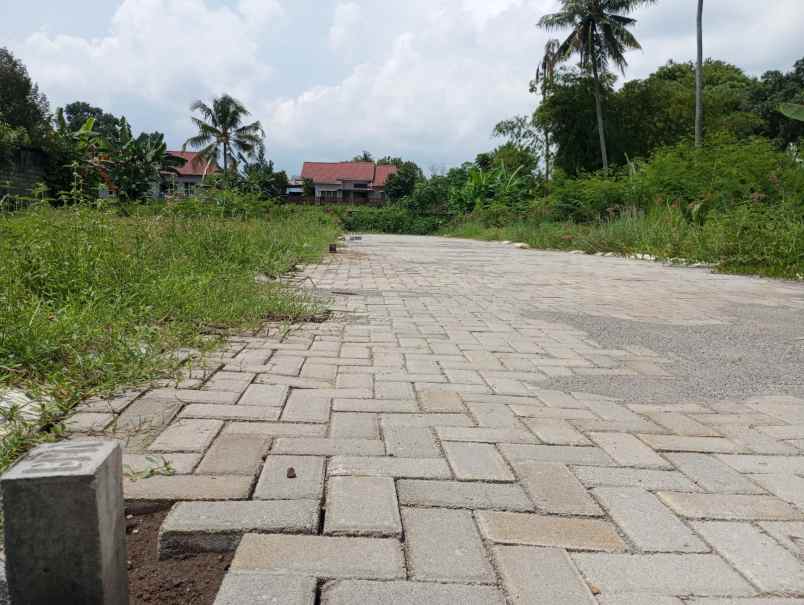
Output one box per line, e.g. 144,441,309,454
11,0,804,172
329,2,361,52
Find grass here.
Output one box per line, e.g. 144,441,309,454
442,203,804,280
0,201,339,469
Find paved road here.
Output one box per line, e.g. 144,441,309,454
73,235,804,604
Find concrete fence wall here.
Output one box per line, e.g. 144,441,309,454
0,148,48,198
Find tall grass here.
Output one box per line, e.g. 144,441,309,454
0,201,338,466
444,203,804,279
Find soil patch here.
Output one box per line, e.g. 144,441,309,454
127,507,232,605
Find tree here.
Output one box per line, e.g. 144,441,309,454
352,151,374,162
238,148,290,198
57,101,121,141
183,95,264,182
0,47,50,140
751,58,804,148
105,118,185,201
531,39,561,181
695,0,704,147
384,161,422,202
539,0,656,171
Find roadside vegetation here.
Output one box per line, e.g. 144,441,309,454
332,2,804,280
0,51,338,468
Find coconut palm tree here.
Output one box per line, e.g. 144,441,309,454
539,0,656,171
183,94,264,182
695,0,704,147
533,38,561,182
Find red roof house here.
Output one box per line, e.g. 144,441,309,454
163,151,219,196
301,161,398,203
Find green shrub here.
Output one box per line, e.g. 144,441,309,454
336,207,445,235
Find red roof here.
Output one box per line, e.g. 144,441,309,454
168,151,219,177
301,162,397,188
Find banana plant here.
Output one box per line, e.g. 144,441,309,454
779,103,804,122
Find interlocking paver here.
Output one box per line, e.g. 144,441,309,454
442,441,515,481
231,534,405,579
692,521,804,593
657,492,804,520
324,476,401,536
477,511,626,551
571,553,754,596
401,507,495,584
321,580,506,605
493,546,597,605
593,487,707,552
159,500,320,555
516,462,603,516
397,479,533,510
92,235,804,602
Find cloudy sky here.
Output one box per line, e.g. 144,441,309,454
4,0,803,174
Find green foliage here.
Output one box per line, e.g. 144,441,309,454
752,59,804,147
236,148,290,199
336,207,444,235
384,161,422,202
0,121,31,167
779,103,804,123
184,95,264,179
57,101,122,141
0,47,50,142
0,197,339,467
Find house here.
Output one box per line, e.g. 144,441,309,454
163,151,218,196
300,161,397,203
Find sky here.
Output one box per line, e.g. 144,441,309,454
3,0,804,175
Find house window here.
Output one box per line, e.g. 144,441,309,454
184,182,193,196
320,190,338,200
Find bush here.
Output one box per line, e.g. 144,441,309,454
336,207,445,235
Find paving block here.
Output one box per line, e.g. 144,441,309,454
397,479,533,511
758,521,804,556
594,487,707,552
195,434,270,476
571,553,754,596
401,507,495,584
466,402,523,427
324,476,401,537
148,419,223,452
238,384,289,407
254,455,325,500
750,473,804,509
516,462,602,516
499,444,613,466
442,442,514,481
281,390,331,423
380,413,474,427
333,399,419,413
329,413,379,439
716,454,804,475
65,412,114,433
589,433,671,468
383,426,441,458
493,546,596,605
436,427,537,444
418,390,465,413
665,453,766,494
573,466,699,491
693,521,804,593
231,534,404,580
115,397,182,433
222,422,327,438
597,596,684,605
123,452,200,475
179,404,281,421
375,382,415,400
148,388,240,405
271,438,385,456
124,474,252,501
477,511,625,551
524,418,590,445
328,456,451,479
159,500,320,556
214,573,316,605
637,434,741,453
321,580,506,605
657,492,803,520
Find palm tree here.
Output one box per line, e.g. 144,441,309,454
539,0,656,171
695,0,704,147
183,94,264,181
533,38,561,182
